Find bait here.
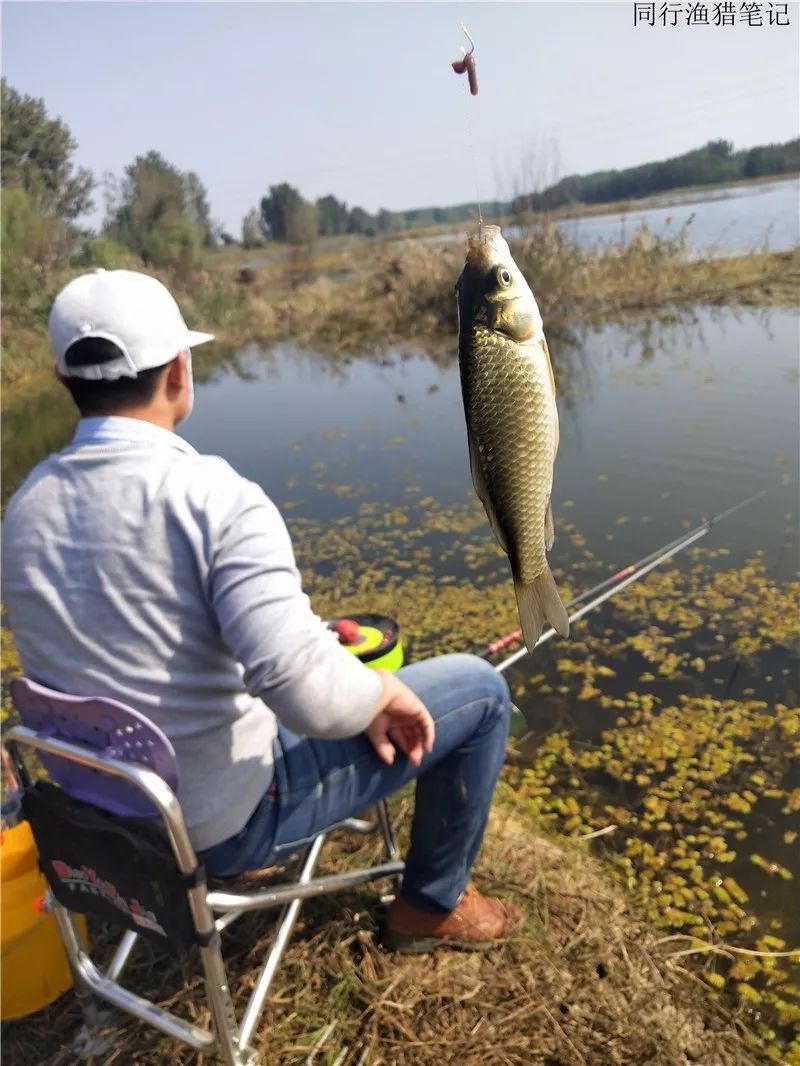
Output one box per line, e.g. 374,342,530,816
452,24,478,96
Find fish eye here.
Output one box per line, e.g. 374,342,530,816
496,266,512,288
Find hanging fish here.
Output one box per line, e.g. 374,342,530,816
456,225,569,650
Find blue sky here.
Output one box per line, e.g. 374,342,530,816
2,2,798,235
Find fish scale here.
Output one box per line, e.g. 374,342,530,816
456,224,569,648
466,329,554,580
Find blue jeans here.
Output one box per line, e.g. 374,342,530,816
199,654,511,912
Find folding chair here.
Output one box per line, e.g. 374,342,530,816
4,676,404,1065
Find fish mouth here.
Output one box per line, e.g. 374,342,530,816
465,224,508,269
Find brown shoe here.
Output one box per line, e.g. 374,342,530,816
382,884,524,954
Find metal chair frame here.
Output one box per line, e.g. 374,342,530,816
4,724,404,1066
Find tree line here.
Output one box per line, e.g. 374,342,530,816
514,138,800,214
2,77,798,289
242,186,510,247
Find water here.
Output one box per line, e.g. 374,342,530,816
425,176,799,255
182,309,799,586
549,176,800,254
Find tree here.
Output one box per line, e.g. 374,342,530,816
241,208,264,248
182,170,213,246
376,208,398,234
1,78,94,220
1,186,72,298
105,150,205,270
316,194,349,235
284,199,319,245
347,205,376,236
259,183,305,241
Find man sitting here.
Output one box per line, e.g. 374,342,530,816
2,269,520,952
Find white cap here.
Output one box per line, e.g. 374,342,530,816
50,269,215,381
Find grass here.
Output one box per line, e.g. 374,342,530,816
3,222,798,401
0,800,766,1066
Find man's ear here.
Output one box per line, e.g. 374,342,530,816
165,352,187,393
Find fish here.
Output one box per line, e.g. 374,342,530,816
455,224,569,650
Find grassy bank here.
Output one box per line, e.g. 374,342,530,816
3,225,799,400
0,794,769,1066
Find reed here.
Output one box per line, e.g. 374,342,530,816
3,226,798,396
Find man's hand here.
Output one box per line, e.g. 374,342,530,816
365,670,435,767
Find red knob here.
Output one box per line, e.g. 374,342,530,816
332,618,361,645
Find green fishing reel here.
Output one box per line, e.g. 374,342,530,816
328,614,404,673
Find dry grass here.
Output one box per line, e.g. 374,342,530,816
2,803,760,1066
3,224,798,396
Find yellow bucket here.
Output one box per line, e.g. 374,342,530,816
1,818,86,1020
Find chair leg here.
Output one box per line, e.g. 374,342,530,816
238,833,327,1051
52,902,117,1056
376,800,399,861
198,935,256,1066
105,929,139,981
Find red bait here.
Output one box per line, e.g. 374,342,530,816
452,24,478,95
464,52,478,96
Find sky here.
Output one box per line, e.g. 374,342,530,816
2,1,798,235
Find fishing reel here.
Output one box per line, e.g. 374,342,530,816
327,614,404,673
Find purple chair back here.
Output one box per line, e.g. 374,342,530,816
10,677,179,819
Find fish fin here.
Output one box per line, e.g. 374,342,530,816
467,431,508,552
514,567,570,651
545,497,555,551
542,337,560,453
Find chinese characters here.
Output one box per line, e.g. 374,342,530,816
633,2,791,25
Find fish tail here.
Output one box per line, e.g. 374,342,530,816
513,567,570,651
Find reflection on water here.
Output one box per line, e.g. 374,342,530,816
5,309,798,573
175,308,799,582
185,309,798,965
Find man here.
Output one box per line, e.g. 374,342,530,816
3,269,520,952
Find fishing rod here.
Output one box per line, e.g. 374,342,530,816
485,489,768,676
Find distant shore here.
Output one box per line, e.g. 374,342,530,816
221,171,800,275
516,170,800,224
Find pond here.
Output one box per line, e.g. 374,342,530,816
3,304,799,1042
183,307,798,588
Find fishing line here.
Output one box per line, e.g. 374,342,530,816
453,23,483,228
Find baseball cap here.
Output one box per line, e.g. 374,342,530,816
50,269,215,381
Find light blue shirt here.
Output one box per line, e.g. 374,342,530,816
72,416,197,452
3,417,382,851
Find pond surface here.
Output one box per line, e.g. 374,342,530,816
183,307,798,587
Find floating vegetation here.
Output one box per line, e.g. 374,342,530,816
282,494,799,1060
2,479,798,1060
